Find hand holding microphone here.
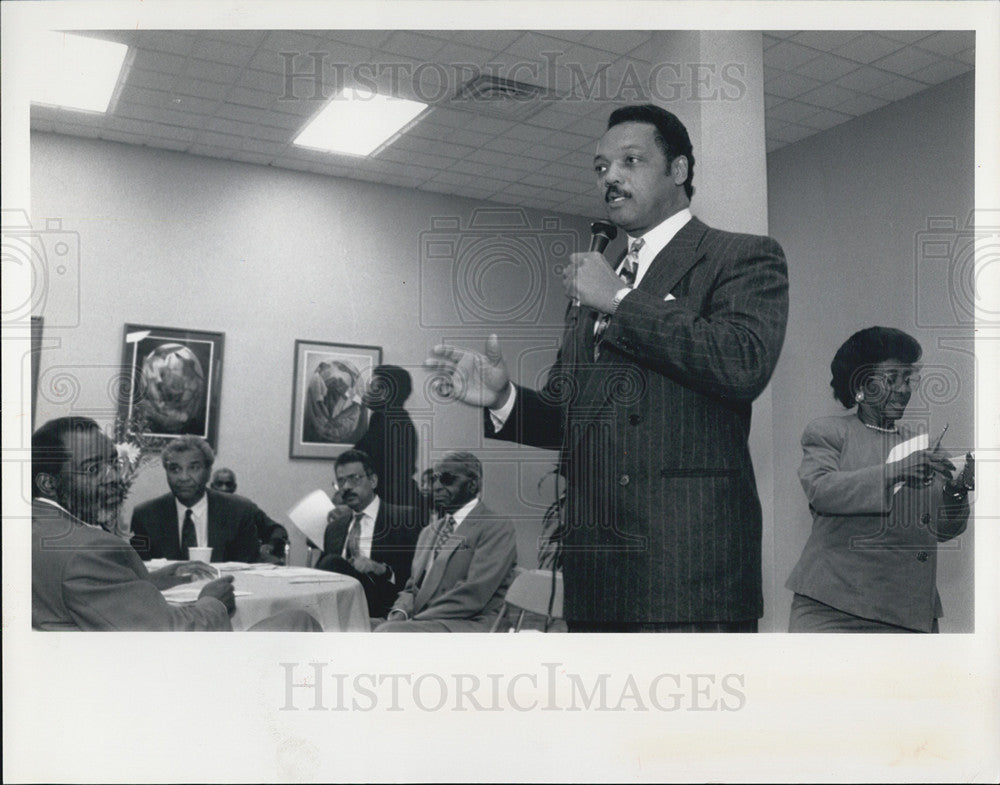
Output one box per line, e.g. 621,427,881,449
566,220,623,312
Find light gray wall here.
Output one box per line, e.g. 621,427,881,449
767,72,975,632
30,132,592,568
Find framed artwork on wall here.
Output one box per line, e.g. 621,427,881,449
290,339,381,459
120,324,225,448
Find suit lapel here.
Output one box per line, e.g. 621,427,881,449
413,504,482,613
635,216,708,301
370,502,389,560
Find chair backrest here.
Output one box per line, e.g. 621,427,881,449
491,568,563,631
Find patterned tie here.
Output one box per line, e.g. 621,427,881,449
181,508,197,560
432,514,456,558
345,512,364,560
594,238,644,359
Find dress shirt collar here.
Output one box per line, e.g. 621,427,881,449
447,496,480,532
342,495,380,559
623,207,693,287
176,493,209,547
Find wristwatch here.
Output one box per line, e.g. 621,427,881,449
610,286,633,314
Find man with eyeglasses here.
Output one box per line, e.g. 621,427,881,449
314,449,419,618
375,452,517,632
31,417,236,630
130,435,263,563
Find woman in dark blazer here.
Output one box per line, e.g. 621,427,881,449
786,327,973,633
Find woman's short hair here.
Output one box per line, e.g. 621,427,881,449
830,326,922,408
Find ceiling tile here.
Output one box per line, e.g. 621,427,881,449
876,31,933,45
867,76,927,102
907,59,972,84
140,31,196,56
788,31,864,50
872,47,941,76
916,31,975,56
835,65,896,93
792,53,862,82
954,48,975,66
133,49,189,74
190,39,256,66
798,83,858,109
447,31,524,52
764,70,825,99
382,30,449,59
832,33,904,64
581,31,653,55
765,40,821,71
834,92,888,116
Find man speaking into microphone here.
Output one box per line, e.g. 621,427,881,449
426,104,788,632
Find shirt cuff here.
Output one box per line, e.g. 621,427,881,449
488,382,517,432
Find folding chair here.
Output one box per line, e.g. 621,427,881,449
490,568,564,632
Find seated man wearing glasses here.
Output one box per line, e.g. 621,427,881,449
32,417,321,631
375,452,518,633
314,449,420,618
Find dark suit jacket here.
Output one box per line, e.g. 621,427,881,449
314,499,419,617
389,502,518,632
490,217,789,624
130,489,262,563
32,499,231,631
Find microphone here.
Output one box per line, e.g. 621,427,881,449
570,220,619,308
589,220,618,254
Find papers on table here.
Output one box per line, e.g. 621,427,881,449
251,567,347,581
287,489,334,547
161,581,252,604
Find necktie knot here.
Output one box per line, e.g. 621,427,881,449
620,238,644,286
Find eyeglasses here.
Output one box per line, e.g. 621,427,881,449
874,371,922,389
335,472,370,487
67,457,128,477
432,472,471,485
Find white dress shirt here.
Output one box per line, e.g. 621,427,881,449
341,495,380,560
490,209,693,430
175,494,209,547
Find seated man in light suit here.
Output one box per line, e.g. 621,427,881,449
130,436,262,563
32,417,236,630
375,452,517,632
32,417,320,631
314,449,419,618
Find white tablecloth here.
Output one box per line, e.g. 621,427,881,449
158,563,370,631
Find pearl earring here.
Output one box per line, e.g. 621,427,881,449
855,391,864,403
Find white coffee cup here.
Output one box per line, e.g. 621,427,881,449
188,546,213,563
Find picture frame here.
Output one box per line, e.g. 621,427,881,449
120,324,225,448
290,339,381,459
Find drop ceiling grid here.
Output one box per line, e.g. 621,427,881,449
31,29,973,218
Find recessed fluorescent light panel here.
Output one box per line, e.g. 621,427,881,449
30,31,128,113
293,87,428,156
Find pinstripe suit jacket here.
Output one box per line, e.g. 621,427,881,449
491,216,789,623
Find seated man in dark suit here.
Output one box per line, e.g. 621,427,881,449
32,417,320,631
375,452,518,632
315,449,419,617
130,436,263,563
211,466,289,563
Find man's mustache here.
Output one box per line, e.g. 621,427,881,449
605,186,629,202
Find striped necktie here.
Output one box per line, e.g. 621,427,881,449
594,238,644,359
345,512,364,560
432,514,455,558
